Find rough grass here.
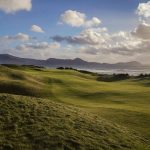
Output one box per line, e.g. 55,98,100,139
0,65,150,149
0,94,146,150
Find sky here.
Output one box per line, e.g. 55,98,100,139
0,0,150,64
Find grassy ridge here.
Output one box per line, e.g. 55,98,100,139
0,65,150,149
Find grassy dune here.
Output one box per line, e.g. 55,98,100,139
0,65,150,149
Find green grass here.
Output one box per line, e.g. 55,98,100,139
0,94,145,150
0,65,150,149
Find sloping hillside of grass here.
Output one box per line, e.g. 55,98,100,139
0,94,146,150
0,65,150,149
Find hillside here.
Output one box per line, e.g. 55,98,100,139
0,65,150,149
0,94,144,150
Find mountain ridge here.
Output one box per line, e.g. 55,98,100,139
0,54,149,69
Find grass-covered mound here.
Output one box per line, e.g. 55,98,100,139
0,94,145,150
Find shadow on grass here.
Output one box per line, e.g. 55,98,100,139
0,82,39,97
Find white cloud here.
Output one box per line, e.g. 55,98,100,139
59,10,101,28
79,27,109,45
14,42,61,59
4,33,31,41
132,23,150,39
53,24,150,58
31,25,44,33
16,42,60,51
84,17,101,28
137,1,150,18
0,0,32,13
60,10,86,27
52,27,109,45
0,33,31,55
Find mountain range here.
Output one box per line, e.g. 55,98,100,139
0,54,149,70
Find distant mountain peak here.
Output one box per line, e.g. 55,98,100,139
46,58,58,61
73,58,85,62
74,58,82,60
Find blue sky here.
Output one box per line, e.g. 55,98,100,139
0,0,146,36
0,0,150,64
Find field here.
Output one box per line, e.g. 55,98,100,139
0,65,150,149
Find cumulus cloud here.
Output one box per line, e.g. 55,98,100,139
132,23,150,39
59,10,101,28
3,33,31,41
84,17,101,28
31,25,44,33
137,1,150,18
53,24,150,58
60,10,86,27
0,0,32,13
83,29,150,57
52,27,109,45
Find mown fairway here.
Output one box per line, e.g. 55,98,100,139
0,65,150,149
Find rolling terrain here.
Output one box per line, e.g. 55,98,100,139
0,65,150,149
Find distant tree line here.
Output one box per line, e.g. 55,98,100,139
56,67,98,76
97,74,130,82
137,73,150,78
57,67,77,70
